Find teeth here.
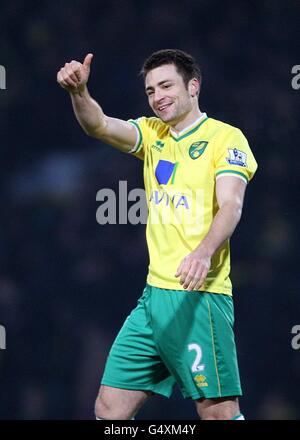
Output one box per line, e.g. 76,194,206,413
159,104,170,111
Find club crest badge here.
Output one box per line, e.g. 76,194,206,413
189,141,208,160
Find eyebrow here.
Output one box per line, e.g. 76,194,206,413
145,79,172,92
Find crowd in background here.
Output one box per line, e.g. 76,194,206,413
0,0,299,418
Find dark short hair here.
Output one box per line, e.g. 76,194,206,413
141,49,202,92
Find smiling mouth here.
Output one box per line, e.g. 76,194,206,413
157,103,172,112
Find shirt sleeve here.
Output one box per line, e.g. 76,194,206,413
127,117,149,160
214,127,258,184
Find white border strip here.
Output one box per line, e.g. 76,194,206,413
170,112,207,138
128,122,142,153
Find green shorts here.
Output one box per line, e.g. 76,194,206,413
101,284,242,399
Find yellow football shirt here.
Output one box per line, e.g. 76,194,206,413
128,113,258,295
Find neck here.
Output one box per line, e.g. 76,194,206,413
170,108,203,134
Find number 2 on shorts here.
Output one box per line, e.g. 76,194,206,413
188,343,205,372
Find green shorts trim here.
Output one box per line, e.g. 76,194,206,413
101,284,242,399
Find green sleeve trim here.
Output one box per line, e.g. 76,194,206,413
128,120,143,153
215,169,248,183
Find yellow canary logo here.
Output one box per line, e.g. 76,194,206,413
194,374,208,387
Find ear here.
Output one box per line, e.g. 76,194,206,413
189,78,200,97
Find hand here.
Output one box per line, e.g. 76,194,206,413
57,53,93,93
175,246,211,291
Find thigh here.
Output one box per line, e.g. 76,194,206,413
101,286,175,398
150,288,242,400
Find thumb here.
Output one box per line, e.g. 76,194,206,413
83,53,93,69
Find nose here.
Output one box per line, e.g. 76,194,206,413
153,89,164,103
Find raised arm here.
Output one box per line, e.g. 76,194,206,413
57,54,138,153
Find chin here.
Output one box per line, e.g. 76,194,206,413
160,113,176,124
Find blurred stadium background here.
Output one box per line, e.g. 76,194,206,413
0,0,299,419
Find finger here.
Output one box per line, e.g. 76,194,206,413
193,275,204,290
179,260,190,284
175,260,184,277
83,53,93,68
64,65,79,84
190,270,203,291
60,69,78,88
193,268,209,291
57,71,69,88
187,267,203,291
180,260,194,287
179,267,188,285
66,69,79,85
70,61,82,81
182,263,198,289
186,275,200,291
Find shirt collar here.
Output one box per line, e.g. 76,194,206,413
169,113,208,139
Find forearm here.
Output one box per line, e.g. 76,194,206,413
57,56,137,151
197,201,242,257
70,86,107,136
176,177,246,290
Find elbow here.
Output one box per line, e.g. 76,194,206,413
84,128,97,138
78,123,97,137
83,124,106,139
86,118,108,139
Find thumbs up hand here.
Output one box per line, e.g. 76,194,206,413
57,53,94,93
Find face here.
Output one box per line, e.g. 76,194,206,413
145,64,198,125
